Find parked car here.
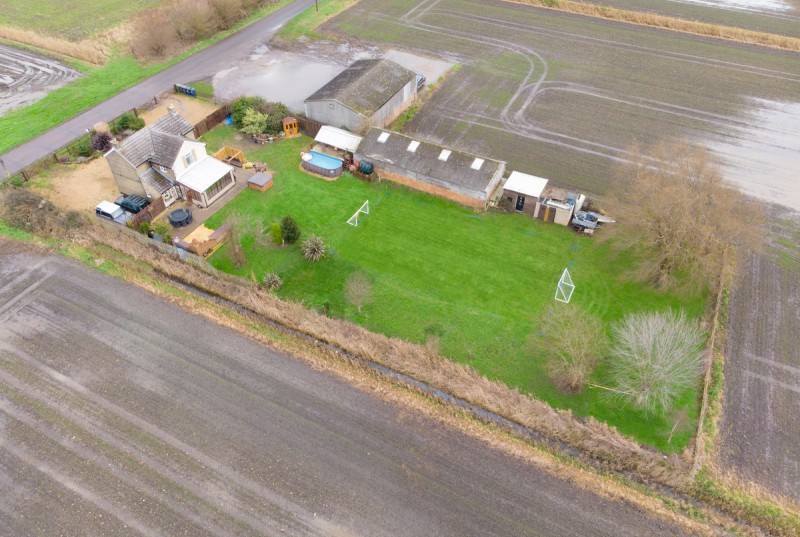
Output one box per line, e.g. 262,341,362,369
571,210,617,232
115,194,150,214
96,201,132,225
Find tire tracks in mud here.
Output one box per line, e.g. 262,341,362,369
369,0,800,167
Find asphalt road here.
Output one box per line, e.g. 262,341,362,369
0,0,314,176
0,247,691,536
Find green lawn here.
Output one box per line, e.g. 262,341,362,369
0,0,162,40
204,128,707,452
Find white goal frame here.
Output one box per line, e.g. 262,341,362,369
554,268,575,303
347,200,370,226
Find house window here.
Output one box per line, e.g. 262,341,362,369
159,165,168,173
184,151,196,167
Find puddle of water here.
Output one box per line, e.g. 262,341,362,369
673,0,794,12
213,47,455,115
213,50,345,112
708,98,800,209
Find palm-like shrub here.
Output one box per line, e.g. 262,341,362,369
301,235,326,262
262,273,283,292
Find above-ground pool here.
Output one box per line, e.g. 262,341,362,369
302,151,344,178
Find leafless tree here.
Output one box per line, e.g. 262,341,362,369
609,310,704,415
130,10,176,59
533,304,607,393
344,272,373,314
171,0,215,41
610,140,764,289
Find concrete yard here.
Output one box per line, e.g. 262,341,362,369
0,245,691,536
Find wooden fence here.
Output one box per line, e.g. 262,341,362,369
193,104,232,138
297,116,322,137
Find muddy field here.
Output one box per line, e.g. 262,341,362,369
0,44,79,116
0,250,692,536
720,210,800,502
325,0,800,207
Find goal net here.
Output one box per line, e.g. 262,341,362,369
347,200,370,226
554,268,575,303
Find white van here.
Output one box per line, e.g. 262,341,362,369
95,201,132,224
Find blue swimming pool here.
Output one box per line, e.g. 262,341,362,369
302,151,344,178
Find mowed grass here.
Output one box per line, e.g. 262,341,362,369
204,129,706,452
0,0,162,40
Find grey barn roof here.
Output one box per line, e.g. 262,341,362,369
305,59,416,117
117,112,194,167
356,128,505,195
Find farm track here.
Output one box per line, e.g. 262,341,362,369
0,250,695,536
331,0,800,201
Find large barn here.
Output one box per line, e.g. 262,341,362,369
355,128,506,208
304,59,418,134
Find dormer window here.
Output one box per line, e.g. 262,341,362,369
184,150,196,167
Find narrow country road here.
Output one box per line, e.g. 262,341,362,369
0,0,314,176
0,246,692,536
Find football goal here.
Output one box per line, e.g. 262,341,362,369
554,267,575,303
347,200,370,226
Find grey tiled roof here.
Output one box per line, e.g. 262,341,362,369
117,112,193,168
356,128,505,193
118,128,154,167
305,59,416,117
140,168,173,195
152,112,194,136
150,130,185,167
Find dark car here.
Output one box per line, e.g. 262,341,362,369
115,194,150,214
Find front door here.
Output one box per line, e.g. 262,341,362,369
515,195,525,211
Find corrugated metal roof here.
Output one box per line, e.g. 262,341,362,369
314,125,363,152
305,59,417,117
356,128,505,194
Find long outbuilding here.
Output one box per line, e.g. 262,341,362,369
355,128,506,208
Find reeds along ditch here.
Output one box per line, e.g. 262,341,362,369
511,0,800,52
0,26,107,64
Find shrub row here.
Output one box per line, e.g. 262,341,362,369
131,0,278,60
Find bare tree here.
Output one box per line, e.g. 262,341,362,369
344,272,373,314
610,140,764,289
130,10,176,59
532,303,607,393
609,310,704,415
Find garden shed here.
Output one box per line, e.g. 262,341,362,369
355,128,506,208
502,171,549,216
304,59,418,133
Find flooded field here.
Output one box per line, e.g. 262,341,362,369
709,99,800,209
326,0,800,206
0,45,79,116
